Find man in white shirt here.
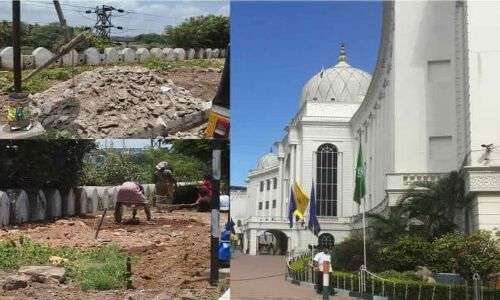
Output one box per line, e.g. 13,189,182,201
313,245,335,295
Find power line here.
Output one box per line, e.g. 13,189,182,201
85,5,124,39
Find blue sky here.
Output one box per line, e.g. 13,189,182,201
230,1,382,186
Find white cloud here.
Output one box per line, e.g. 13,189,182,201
0,0,229,35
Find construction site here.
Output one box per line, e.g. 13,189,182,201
0,139,230,299
0,0,230,139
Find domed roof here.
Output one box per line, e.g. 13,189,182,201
300,43,372,107
256,152,279,170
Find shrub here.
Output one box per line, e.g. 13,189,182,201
379,235,432,272
164,15,229,49
334,233,384,272
82,147,210,186
0,140,96,189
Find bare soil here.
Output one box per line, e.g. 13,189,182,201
0,210,226,300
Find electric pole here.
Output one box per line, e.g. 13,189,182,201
210,140,222,286
12,0,21,93
85,5,123,39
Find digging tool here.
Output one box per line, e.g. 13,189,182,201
204,46,230,139
94,208,107,239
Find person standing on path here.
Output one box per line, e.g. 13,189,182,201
313,245,335,296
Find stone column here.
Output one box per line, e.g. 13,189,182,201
277,157,284,218
249,229,258,255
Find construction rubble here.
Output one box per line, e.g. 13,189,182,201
29,66,213,138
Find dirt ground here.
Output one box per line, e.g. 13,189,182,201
0,209,229,300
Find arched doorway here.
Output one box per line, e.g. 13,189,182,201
318,233,335,250
257,230,288,255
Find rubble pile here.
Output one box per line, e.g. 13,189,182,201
30,66,210,138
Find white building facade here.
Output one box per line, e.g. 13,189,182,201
237,0,500,256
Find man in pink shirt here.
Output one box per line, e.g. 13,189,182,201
114,181,152,223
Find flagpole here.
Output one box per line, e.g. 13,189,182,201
362,196,367,270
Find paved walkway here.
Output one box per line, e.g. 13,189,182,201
230,253,355,300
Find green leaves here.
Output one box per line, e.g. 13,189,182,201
379,231,500,280
0,140,96,189
164,15,229,49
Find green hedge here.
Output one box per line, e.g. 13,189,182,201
287,257,500,300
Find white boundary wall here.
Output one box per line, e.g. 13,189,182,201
0,47,227,70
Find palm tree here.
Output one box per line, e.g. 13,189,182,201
398,171,471,241
367,207,409,243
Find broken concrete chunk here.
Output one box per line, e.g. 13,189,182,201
19,265,66,283
2,274,30,290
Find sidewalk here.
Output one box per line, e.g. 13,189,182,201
230,253,355,300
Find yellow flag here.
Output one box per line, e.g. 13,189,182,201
293,182,310,220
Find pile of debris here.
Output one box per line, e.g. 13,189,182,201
30,66,211,138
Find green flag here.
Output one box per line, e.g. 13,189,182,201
354,143,366,204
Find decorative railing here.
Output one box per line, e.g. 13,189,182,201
285,252,500,300
386,172,446,191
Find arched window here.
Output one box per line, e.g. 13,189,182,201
316,143,338,216
318,233,335,250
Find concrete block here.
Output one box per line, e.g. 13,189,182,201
74,188,88,216
32,47,53,68
150,48,163,58
7,190,29,224
62,189,75,217
104,47,120,64
212,48,220,58
95,186,111,210
136,48,150,62
196,48,205,59
62,49,78,66
205,48,213,59
0,191,10,226
163,48,175,61
45,189,62,219
84,47,101,65
121,48,136,63
187,49,196,60
27,190,46,222
82,186,98,215
173,48,186,60
0,47,22,69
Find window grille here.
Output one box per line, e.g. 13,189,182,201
315,143,338,216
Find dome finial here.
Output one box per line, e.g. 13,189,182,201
338,41,347,63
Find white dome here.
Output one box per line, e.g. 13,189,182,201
300,44,372,107
256,153,279,170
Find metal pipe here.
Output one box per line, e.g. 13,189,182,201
12,0,22,93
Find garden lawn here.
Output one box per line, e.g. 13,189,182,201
0,237,129,290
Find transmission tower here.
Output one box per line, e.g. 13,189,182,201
85,5,124,39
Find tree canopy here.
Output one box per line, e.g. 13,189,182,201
164,15,229,49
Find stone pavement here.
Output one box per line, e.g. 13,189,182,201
230,253,355,300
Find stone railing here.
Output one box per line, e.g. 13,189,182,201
0,46,227,70
385,172,446,191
